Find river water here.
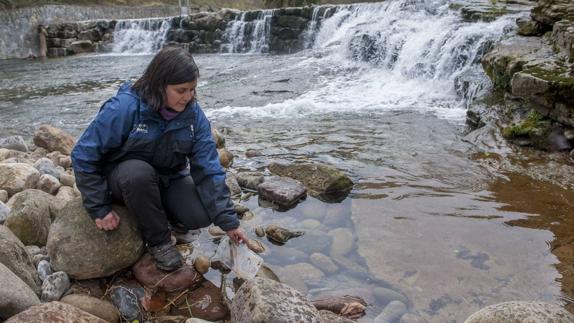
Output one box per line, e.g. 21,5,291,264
1,1,574,322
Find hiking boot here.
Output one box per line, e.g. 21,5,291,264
148,242,183,272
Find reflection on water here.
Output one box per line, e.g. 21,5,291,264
493,173,574,312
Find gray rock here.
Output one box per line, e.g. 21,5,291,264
236,171,264,190
463,301,574,323
37,260,52,282
37,174,61,195
0,200,9,223
0,226,42,295
328,228,354,256
34,158,62,179
257,176,307,209
0,262,40,320
61,294,120,323
0,189,7,203
230,277,322,323
0,163,40,196
4,301,107,322
41,271,70,302
47,198,145,280
374,300,408,323
310,253,338,274
5,189,53,246
185,318,213,323
268,162,353,202
532,0,574,26
0,136,28,152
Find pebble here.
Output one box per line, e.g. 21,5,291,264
374,300,407,323
310,253,338,274
41,271,71,302
0,189,8,203
208,226,226,237
59,173,75,187
255,226,265,237
37,259,53,281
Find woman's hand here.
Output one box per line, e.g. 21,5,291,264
95,211,120,231
226,227,247,244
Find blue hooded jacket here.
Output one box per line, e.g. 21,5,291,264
71,83,239,231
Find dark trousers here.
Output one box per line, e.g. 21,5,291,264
107,159,211,247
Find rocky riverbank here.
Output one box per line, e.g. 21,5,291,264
472,0,574,160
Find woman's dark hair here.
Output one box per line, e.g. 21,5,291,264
132,46,200,112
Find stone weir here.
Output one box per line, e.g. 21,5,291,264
44,6,336,57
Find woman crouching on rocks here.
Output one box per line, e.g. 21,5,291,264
71,46,247,272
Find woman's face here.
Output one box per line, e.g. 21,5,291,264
165,80,197,112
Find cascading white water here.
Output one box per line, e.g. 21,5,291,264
112,18,172,54
220,10,274,54
210,0,518,121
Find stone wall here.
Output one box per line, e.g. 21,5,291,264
481,0,574,131
44,5,336,57
0,5,179,59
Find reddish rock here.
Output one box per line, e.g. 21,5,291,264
5,301,107,323
132,253,204,292
33,125,75,155
169,280,228,322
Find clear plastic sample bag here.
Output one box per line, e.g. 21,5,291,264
214,236,263,280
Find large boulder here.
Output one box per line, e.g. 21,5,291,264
0,226,42,295
5,301,107,323
0,163,40,196
0,262,40,320
268,162,353,202
230,277,322,323
33,124,75,155
5,189,53,246
47,198,145,280
61,294,120,323
464,301,574,322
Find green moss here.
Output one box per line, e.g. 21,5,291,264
448,3,463,10
502,110,547,138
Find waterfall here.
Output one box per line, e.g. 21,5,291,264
209,0,520,120
220,10,274,54
112,18,172,54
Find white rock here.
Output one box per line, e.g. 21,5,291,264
37,174,61,195
0,163,40,196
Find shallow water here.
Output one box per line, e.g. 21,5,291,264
2,51,573,322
